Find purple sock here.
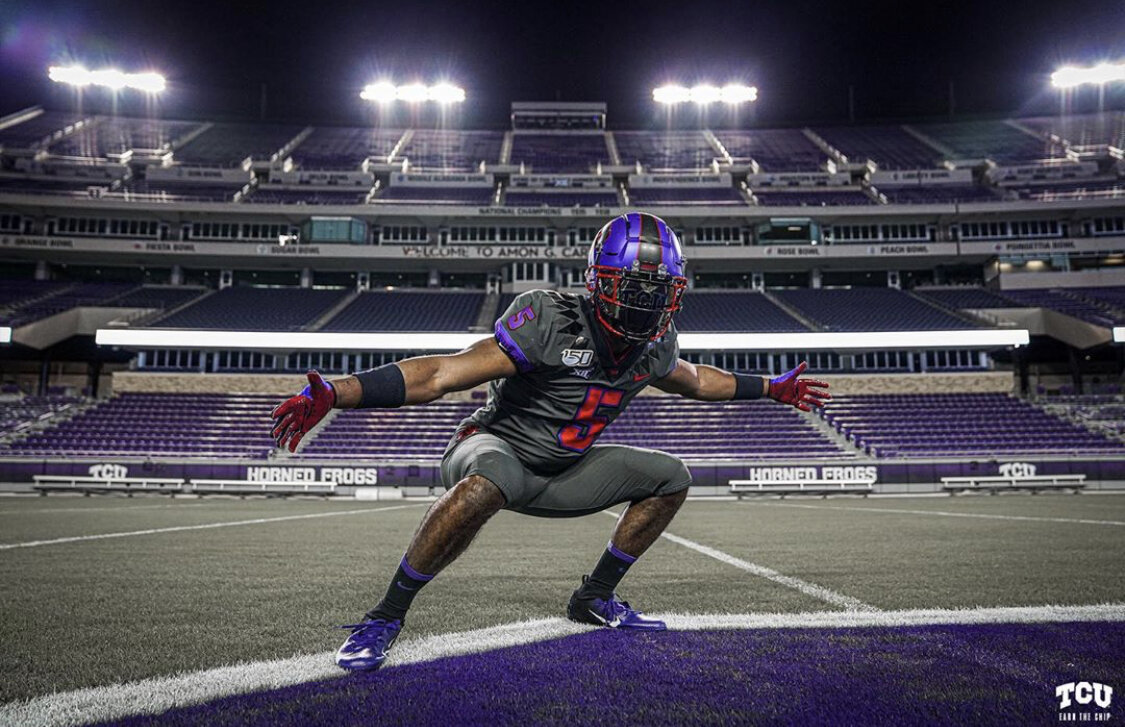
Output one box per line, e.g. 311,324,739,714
585,540,637,597
367,555,433,622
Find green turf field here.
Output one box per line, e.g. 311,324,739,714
0,493,1122,707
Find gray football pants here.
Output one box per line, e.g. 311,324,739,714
440,430,692,518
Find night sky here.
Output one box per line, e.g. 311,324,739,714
1,0,1124,129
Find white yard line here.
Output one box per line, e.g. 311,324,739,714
0,505,423,551
601,510,877,611
0,503,219,516
765,502,1125,527
3,603,1122,727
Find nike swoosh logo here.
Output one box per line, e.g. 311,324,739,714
396,581,417,591
633,373,650,382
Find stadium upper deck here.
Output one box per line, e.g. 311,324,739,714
0,107,1122,209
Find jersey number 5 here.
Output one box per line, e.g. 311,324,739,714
557,386,624,453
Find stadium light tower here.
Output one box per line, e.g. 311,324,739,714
653,83,758,105
48,66,166,93
1051,62,1125,113
360,82,466,104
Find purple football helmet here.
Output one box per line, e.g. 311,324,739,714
586,212,687,343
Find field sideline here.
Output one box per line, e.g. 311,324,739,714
1,493,1123,725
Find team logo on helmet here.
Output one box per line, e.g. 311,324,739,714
586,212,687,343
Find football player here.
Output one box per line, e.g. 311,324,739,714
271,212,830,671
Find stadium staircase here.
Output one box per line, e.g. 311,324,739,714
900,125,957,159
604,131,621,165
126,288,212,328
168,121,213,154
760,290,823,331
903,290,989,328
1031,396,1125,445
387,129,413,165
471,291,500,332
805,406,865,456
702,130,733,166
275,127,314,164
305,290,360,331
802,128,847,168
1,283,79,323
0,397,91,447
1003,118,1050,143
499,132,513,165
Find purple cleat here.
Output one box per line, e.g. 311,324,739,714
335,618,402,671
567,576,667,631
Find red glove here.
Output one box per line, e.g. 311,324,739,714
768,361,830,412
271,371,336,452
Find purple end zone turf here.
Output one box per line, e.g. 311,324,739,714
97,622,1125,727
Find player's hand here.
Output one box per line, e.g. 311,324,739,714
271,371,336,452
768,361,830,412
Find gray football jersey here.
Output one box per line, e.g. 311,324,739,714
465,289,680,474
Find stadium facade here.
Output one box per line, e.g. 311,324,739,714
2,102,1124,492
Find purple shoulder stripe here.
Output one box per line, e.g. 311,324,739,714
494,318,534,373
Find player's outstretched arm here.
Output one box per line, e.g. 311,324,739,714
271,338,516,451
654,359,830,411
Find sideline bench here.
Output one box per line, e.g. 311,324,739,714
729,479,874,499
188,479,337,498
32,475,185,497
940,474,1086,495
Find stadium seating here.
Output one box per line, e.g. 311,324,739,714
1012,179,1125,201
918,286,1125,327
49,117,202,157
675,292,810,332
509,133,609,173
812,125,939,169
174,123,303,166
713,130,826,171
912,287,1022,310
4,392,276,458
822,393,1125,457
771,288,976,331
629,187,747,206
110,286,208,311
0,279,72,312
153,287,348,330
397,130,504,171
999,289,1125,327
0,395,84,436
912,120,1061,163
0,177,112,195
243,188,369,205
504,191,618,207
374,186,495,205
753,189,874,206
1017,112,1125,150
321,290,485,332
879,185,1000,204
614,132,718,170
0,111,87,149
0,282,140,326
289,127,404,169
121,179,244,202
301,396,853,462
